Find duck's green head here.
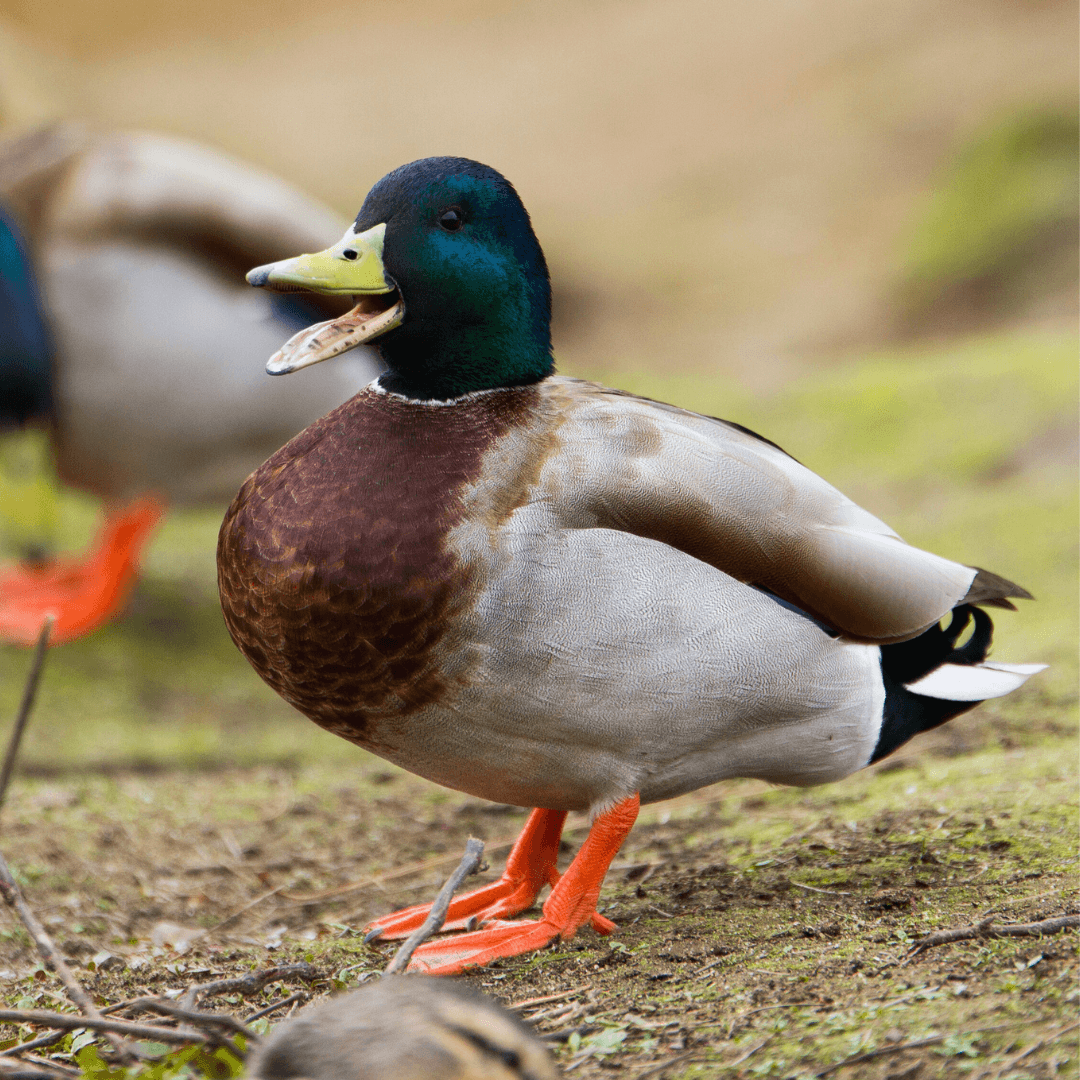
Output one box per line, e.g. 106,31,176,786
247,157,553,401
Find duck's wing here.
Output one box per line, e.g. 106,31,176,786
0,125,349,310
541,378,1029,644
0,124,88,245
43,129,349,297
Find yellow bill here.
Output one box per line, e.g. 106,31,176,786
246,223,404,375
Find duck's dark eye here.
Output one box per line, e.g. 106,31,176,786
342,249,358,261
438,208,464,232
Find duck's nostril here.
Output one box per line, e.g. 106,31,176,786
342,249,358,261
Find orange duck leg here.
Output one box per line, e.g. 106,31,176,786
386,794,639,976
366,807,569,941
0,496,166,646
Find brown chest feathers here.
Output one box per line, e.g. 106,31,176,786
217,384,543,744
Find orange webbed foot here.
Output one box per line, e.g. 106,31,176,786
364,807,568,941
0,496,166,645
402,795,639,975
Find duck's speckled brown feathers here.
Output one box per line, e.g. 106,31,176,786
217,384,542,745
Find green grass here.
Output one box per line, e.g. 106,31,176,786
0,326,1075,773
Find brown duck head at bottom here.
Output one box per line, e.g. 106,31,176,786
245,975,560,1080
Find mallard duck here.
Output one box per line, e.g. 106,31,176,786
246,977,559,1080
219,157,1045,976
0,124,381,644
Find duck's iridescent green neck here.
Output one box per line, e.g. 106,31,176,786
375,314,553,401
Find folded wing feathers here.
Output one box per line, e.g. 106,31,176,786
963,566,1035,611
560,384,993,645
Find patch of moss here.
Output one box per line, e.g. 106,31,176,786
900,109,1079,319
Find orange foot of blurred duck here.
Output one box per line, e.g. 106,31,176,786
0,497,165,646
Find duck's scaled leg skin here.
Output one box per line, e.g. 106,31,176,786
364,807,569,942
407,793,640,975
0,497,165,646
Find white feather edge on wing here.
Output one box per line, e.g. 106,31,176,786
905,662,1048,701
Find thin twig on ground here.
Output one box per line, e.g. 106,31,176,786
906,914,1079,956
0,1009,205,1045
0,850,132,1062
791,882,851,896
726,1001,812,1038
632,1050,699,1080
980,888,1069,918
383,836,485,974
633,1034,773,1079
0,617,52,820
0,1060,58,1080
243,993,308,1024
0,1032,66,1057
203,885,286,934
7,1056,76,1078
178,962,318,1011
283,834,505,904
813,1021,1033,1078
986,1019,1080,1079
108,1000,257,1040
506,985,592,1013
0,1056,74,1080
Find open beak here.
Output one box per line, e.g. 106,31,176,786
246,223,404,375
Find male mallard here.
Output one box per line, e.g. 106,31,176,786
246,977,559,1080
0,125,381,644
219,157,1045,975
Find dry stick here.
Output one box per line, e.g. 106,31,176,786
0,617,52,818
980,888,1069,918
813,1021,1027,1078
906,913,1079,956
0,1061,55,1080
791,882,851,896
633,1035,773,1080
726,1001,812,1039
0,620,120,1065
506,985,592,1014
243,993,308,1025
989,1019,1080,1078
0,1010,205,1046
178,962,318,1011
0,1034,65,1057
0,1057,73,1080
383,837,485,974
283,834,510,905
8,1056,76,1078
108,1000,256,1041
0,852,132,1063
203,884,286,934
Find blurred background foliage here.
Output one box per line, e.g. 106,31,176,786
900,108,1079,335
0,0,1075,771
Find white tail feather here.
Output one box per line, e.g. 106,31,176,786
906,662,1047,702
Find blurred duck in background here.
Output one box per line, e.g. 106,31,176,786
245,977,560,1080
0,124,381,645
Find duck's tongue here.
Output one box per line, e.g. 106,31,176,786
266,296,404,375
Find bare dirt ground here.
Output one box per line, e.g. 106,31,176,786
1,698,1075,1078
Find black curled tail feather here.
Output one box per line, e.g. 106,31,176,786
880,605,992,684
871,605,994,764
